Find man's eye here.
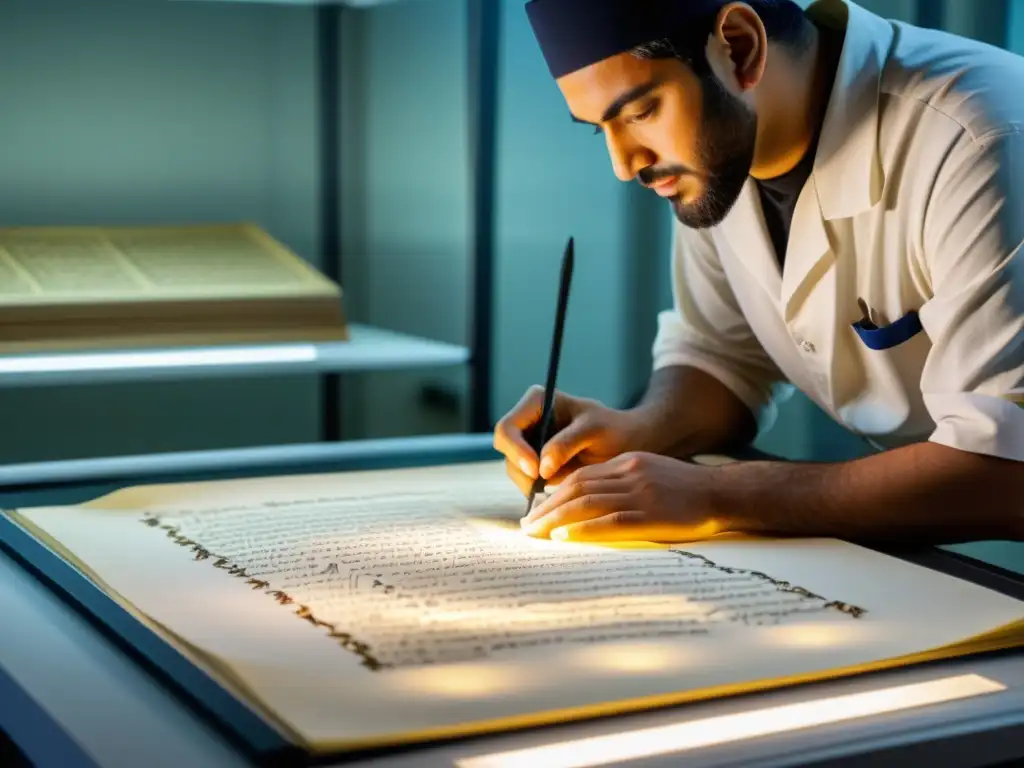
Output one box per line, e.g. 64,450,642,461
630,103,657,123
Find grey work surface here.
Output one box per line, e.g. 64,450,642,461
2,435,1024,768
0,324,469,389
0,433,498,503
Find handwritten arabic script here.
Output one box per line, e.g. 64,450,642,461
142,488,865,669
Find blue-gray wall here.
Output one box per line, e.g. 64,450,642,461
339,0,472,440
0,0,323,462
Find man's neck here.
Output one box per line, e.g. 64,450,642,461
749,22,839,181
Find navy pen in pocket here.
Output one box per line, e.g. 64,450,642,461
853,298,924,351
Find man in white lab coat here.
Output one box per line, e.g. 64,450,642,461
493,0,1024,544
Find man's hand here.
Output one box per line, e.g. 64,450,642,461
493,369,767,498
493,386,647,495
519,451,730,543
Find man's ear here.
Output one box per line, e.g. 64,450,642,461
705,2,768,93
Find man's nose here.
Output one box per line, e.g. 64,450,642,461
606,131,654,182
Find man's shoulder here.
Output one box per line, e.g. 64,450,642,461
879,23,1024,141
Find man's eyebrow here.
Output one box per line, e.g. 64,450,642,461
569,78,662,126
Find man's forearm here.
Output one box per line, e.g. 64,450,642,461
628,365,759,460
717,442,1024,544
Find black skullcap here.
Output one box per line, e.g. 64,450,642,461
526,0,726,79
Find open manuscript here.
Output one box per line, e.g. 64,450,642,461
5,460,1024,755
0,223,347,353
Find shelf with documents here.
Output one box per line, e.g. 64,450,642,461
0,324,469,389
1,0,500,446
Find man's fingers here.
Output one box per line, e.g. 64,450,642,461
538,464,577,490
522,473,624,525
537,414,603,480
509,384,546,425
493,386,547,476
553,513,710,544
550,510,650,542
522,490,628,538
507,458,579,498
505,459,536,496
519,462,582,510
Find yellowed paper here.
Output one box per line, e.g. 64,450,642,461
0,223,340,306
9,461,1024,752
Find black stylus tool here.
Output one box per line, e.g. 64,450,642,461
525,236,575,515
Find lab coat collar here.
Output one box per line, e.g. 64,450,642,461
809,0,893,220
716,0,894,310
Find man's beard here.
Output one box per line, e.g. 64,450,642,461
642,74,757,229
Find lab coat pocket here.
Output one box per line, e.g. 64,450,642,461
842,308,934,439
851,309,924,351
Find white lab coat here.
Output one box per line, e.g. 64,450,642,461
652,0,1024,462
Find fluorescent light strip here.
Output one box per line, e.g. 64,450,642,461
456,674,1006,768
0,345,318,374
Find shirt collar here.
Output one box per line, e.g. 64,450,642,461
807,0,895,220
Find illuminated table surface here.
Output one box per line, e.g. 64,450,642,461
1,435,1023,768
0,324,469,389
1,544,1022,768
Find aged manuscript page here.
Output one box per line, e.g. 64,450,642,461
0,223,348,352
0,223,339,305
9,462,1024,752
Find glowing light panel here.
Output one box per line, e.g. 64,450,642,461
0,345,317,374
456,674,1005,768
